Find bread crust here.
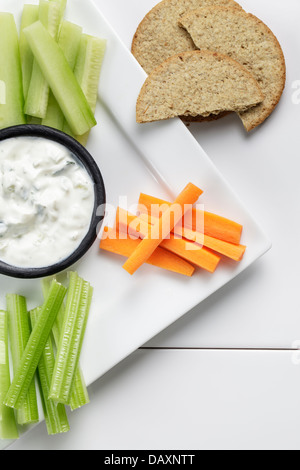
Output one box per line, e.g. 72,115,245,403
180,111,232,123
136,50,264,124
179,6,286,131
131,0,243,75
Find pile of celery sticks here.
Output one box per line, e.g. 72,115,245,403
0,0,106,146
0,0,105,440
0,271,93,438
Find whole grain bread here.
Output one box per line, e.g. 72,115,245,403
136,50,264,124
131,0,243,75
181,111,231,123
179,6,286,131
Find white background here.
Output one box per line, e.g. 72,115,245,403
6,0,300,450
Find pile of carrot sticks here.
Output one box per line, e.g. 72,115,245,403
100,183,246,277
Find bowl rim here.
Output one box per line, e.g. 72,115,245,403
0,124,106,279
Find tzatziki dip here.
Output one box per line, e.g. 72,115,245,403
0,136,95,268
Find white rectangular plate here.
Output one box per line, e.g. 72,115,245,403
0,0,270,444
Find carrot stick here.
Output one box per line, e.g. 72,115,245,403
123,183,203,275
116,208,221,273
139,213,246,262
162,236,220,273
139,212,205,244
138,193,243,245
198,234,246,261
116,207,151,239
100,227,195,277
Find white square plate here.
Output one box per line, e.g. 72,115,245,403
0,0,270,417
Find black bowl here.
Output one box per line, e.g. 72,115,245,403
0,125,106,279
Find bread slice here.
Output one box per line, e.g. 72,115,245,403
136,50,264,124
131,0,243,75
181,111,231,123
179,6,286,131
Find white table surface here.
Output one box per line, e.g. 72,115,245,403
7,349,300,451
4,0,300,450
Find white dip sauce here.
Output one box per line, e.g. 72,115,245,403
0,136,95,268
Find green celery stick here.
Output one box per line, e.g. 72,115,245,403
41,278,63,353
25,0,63,119
42,20,83,130
0,311,19,440
51,0,67,17
24,20,97,136
68,366,90,411
56,20,83,71
42,278,90,410
6,295,39,425
4,280,67,410
75,35,107,115
0,13,26,129
26,116,42,125
41,0,67,32
30,308,70,435
19,4,39,100
64,34,107,145
49,272,93,405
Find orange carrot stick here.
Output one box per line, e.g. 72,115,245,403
123,183,203,275
138,193,243,245
100,227,195,277
198,234,246,262
162,236,220,273
116,207,150,239
116,208,221,273
139,212,205,244
139,213,246,262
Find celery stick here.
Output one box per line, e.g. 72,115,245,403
57,21,83,68
51,0,67,17
74,35,107,115
40,0,66,35
41,278,63,351
0,311,19,440
6,295,39,425
4,280,67,410
0,13,26,129
30,308,70,435
24,21,97,136
42,20,83,130
68,366,90,411
19,5,39,100
25,0,62,119
50,272,93,405
64,34,107,145
26,116,42,125
42,278,90,410
42,92,65,131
